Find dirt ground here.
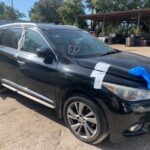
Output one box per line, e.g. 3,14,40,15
0,45,150,150
111,44,150,56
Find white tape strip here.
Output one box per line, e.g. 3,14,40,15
90,62,110,89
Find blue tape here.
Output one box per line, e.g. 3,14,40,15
128,66,150,90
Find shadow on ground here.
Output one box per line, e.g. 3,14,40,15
0,91,65,126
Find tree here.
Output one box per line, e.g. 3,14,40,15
85,0,137,13
85,0,150,13
29,0,63,23
85,0,150,33
0,2,24,20
57,0,87,29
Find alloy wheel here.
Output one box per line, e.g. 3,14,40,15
67,102,98,139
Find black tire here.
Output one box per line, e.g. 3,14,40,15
0,83,7,93
63,94,109,144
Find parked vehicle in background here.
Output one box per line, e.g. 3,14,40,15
0,23,150,144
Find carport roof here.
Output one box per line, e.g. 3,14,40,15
78,8,150,22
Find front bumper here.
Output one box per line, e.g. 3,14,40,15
100,97,150,142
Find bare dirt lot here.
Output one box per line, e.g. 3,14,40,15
111,44,150,56
0,45,150,150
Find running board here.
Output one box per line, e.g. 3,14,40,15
2,83,55,109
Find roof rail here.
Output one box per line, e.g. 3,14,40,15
0,22,37,28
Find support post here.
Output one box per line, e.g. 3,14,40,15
102,14,106,36
136,12,141,34
11,0,14,20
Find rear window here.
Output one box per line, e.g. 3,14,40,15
1,28,22,49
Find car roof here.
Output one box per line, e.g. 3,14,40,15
0,22,79,30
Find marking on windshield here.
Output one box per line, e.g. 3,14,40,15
90,62,110,89
68,45,80,55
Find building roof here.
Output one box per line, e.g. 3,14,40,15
78,8,150,22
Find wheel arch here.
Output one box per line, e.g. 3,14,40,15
56,87,110,144
56,87,108,123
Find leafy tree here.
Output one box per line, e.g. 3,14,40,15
85,0,140,13
85,0,150,13
29,0,63,23
30,0,87,28
0,2,24,20
57,0,87,29
85,0,150,33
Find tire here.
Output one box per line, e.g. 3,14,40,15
63,94,109,144
0,83,7,93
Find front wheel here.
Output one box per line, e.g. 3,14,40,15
63,95,109,144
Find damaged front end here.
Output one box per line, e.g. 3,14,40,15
101,65,150,141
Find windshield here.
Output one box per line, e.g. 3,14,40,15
45,29,115,58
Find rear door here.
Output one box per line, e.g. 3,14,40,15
0,27,23,85
17,28,58,102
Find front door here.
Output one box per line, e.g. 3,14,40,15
17,28,57,103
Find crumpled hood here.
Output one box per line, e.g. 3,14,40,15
77,51,150,82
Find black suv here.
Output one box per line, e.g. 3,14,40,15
0,23,150,144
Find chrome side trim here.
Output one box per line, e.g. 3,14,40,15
17,91,55,109
2,79,54,104
2,84,17,92
2,83,55,109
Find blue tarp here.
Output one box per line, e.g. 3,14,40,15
128,66,150,90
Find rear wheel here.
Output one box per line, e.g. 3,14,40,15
63,95,109,144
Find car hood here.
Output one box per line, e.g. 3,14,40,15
77,51,150,82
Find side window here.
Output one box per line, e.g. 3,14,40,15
1,28,22,49
21,29,49,54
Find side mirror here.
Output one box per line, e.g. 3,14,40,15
36,48,50,58
36,48,54,64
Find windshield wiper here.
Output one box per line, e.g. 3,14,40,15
101,49,120,56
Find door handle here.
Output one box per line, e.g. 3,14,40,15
17,60,25,66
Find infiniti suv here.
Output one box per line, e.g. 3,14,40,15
0,23,150,144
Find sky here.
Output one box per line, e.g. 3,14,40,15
0,0,37,20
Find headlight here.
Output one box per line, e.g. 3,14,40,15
103,82,150,101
